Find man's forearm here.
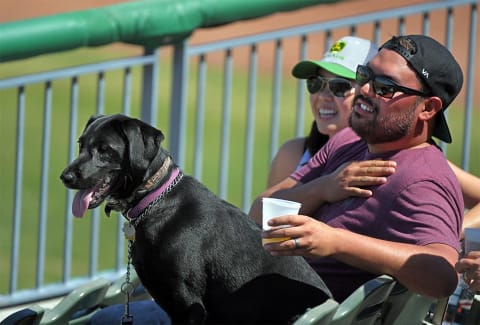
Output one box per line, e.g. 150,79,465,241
332,228,459,298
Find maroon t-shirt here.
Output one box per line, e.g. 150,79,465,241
291,127,463,301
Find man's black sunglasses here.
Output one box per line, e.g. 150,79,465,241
355,65,431,99
306,76,353,97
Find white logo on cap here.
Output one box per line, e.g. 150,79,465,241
422,68,429,79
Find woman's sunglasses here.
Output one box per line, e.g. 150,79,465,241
355,65,431,99
306,76,353,97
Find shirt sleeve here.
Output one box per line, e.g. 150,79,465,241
384,180,462,251
290,147,328,183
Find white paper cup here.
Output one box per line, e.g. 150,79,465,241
464,228,480,254
262,198,301,245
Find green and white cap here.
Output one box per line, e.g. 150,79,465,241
292,36,378,80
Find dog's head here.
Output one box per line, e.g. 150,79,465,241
60,114,168,217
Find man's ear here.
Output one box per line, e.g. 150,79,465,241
420,96,443,121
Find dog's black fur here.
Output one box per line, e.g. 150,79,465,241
60,114,331,324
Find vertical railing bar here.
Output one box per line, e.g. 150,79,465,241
193,54,207,180
422,11,430,35
97,71,105,117
122,67,132,116
440,8,453,153
115,67,132,271
398,16,406,35
169,40,189,166
64,76,79,282
269,40,282,164
89,201,101,276
36,81,52,288
350,25,356,35
295,34,308,140
373,21,381,46
10,85,26,294
218,48,233,200
242,43,258,211
140,48,160,126
325,30,332,52
88,71,106,277
461,3,477,170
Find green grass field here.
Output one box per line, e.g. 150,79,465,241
1,45,479,296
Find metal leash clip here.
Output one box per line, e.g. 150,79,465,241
121,241,135,324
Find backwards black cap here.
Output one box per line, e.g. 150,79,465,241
381,35,463,143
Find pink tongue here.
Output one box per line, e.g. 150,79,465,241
72,189,94,218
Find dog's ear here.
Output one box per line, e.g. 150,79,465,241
86,115,104,128
81,115,105,135
120,118,165,181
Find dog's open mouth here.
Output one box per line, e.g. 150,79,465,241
72,179,111,218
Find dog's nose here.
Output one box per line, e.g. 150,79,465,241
60,171,76,186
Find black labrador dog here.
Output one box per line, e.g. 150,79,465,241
60,114,331,324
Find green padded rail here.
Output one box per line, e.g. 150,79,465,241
0,0,340,62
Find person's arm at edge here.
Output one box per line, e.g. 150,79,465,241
448,161,480,209
448,161,480,238
463,203,480,234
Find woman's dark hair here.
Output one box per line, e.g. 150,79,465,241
304,121,329,155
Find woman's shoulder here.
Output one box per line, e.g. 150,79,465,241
267,137,307,187
278,137,306,153
273,137,307,165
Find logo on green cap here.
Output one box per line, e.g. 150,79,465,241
329,40,346,53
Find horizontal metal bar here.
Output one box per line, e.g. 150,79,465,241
188,0,476,55
0,54,157,88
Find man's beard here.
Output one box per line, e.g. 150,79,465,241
349,97,418,144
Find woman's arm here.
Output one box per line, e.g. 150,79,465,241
266,137,306,188
447,161,480,238
463,204,480,236
448,161,480,209
249,160,396,224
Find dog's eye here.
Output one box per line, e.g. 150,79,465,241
98,144,110,154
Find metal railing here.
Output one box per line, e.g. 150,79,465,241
0,0,477,309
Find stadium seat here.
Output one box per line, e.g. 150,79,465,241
329,275,396,325
39,278,110,324
294,275,396,325
381,283,437,324
293,299,339,325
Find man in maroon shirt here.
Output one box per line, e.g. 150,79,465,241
250,35,464,301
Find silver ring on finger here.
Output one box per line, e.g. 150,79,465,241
293,238,300,249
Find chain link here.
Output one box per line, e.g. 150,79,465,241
121,240,135,324
120,171,184,324
130,172,183,228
